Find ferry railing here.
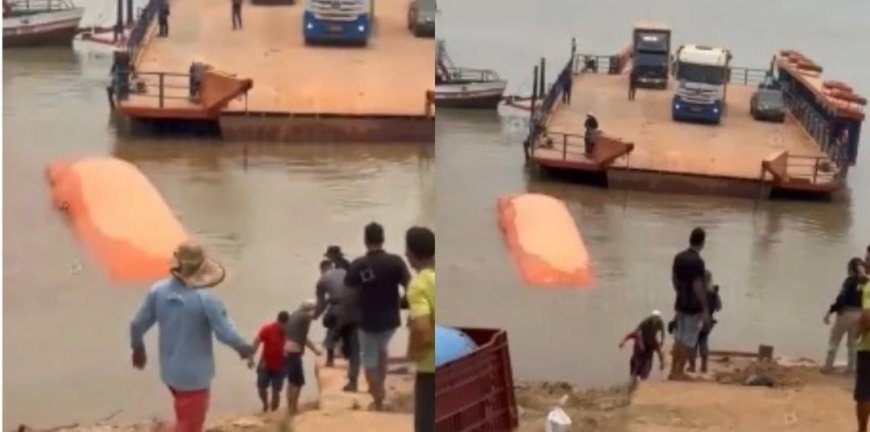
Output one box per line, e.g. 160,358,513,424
126,71,194,108
534,131,635,168
126,0,158,62
573,54,619,75
782,89,853,167
529,57,574,141
728,67,770,86
786,154,841,184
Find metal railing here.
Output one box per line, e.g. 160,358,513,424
573,53,620,75
121,71,193,108
440,67,501,83
728,67,770,86
126,0,158,61
528,56,574,142
534,131,588,161
785,154,841,184
5,0,73,13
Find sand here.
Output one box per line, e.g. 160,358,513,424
517,354,856,432
17,358,414,432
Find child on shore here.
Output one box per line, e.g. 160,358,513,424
688,270,723,373
619,310,666,387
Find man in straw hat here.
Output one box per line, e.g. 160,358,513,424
283,298,322,415
130,241,253,432
619,310,666,388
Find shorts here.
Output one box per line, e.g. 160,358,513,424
168,387,209,432
285,353,305,387
630,348,655,380
359,328,396,369
854,351,870,401
256,366,285,391
673,312,703,349
415,372,435,432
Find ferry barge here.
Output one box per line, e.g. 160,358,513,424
106,0,434,143
526,31,865,200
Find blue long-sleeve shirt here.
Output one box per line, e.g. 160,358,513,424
130,277,249,391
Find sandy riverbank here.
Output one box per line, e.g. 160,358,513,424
17,359,414,432
517,353,855,431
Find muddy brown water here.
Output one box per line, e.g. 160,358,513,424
436,0,870,389
3,48,433,426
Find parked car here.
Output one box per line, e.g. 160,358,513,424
407,0,435,37
750,88,786,123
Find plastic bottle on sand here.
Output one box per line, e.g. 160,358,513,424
545,394,572,432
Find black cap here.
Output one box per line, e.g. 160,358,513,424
324,245,342,258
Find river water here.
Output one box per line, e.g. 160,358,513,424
2,48,433,426
437,0,870,387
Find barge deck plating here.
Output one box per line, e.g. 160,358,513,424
527,47,864,200
113,0,435,142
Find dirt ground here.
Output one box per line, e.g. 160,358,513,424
517,354,856,432
17,359,414,432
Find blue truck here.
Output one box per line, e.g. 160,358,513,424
303,0,374,46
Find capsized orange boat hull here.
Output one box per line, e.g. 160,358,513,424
46,157,189,282
497,194,592,288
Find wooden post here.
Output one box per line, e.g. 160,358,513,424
126,0,133,25
539,58,546,97
158,73,165,108
562,134,567,160
115,0,123,43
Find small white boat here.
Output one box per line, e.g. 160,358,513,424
435,40,507,109
3,0,84,47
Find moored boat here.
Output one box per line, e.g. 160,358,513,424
435,40,507,109
3,0,84,47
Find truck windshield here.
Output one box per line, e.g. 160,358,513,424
635,53,667,68
635,32,668,53
676,62,726,85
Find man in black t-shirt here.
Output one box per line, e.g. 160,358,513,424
344,222,411,411
669,227,710,381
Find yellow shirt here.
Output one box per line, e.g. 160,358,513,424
859,279,870,351
408,268,435,373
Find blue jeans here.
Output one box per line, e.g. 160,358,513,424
674,312,703,349
359,329,396,369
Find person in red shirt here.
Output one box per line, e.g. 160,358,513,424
248,311,290,412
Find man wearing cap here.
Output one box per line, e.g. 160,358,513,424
584,113,599,157
313,258,360,391
130,242,253,432
344,222,412,411
619,310,666,386
283,299,322,415
325,245,351,271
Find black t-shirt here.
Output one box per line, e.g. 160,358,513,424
672,248,706,314
344,250,411,333
638,316,664,350
331,256,351,272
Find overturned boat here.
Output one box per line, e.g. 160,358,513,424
3,0,84,47
435,40,507,109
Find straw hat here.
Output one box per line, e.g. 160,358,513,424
171,241,225,288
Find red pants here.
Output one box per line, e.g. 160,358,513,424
167,387,210,432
